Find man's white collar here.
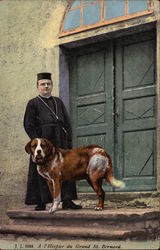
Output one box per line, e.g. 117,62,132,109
39,94,51,99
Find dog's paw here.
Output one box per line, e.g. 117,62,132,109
94,206,103,211
48,206,56,214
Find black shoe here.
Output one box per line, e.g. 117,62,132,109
35,203,46,211
62,200,82,210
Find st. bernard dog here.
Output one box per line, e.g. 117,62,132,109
25,138,125,213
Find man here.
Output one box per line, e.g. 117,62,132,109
24,72,82,210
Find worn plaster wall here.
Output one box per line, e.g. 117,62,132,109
0,0,67,223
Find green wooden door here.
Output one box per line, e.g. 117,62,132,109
115,31,157,191
69,42,114,192
69,31,156,192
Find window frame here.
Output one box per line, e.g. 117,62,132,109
59,0,153,38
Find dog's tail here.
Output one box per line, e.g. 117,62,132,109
105,157,125,189
108,176,125,189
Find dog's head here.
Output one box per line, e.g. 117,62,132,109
25,138,54,164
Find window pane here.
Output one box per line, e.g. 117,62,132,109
83,3,101,25
64,9,80,31
83,0,98,5
105,0,125,20
71,0,81,9
128,0,148,14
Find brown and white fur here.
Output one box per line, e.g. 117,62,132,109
25,138,125,213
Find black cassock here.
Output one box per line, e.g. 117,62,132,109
24,95,77,205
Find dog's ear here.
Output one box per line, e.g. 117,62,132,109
25,140,32,154
44,139,54,154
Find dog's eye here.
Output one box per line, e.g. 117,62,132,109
32,144,37,148
41,144,45,149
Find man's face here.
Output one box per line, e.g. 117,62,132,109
37,79,53,97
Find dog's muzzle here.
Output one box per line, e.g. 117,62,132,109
36,154,43,160
34,150,45,163
33,139,46,162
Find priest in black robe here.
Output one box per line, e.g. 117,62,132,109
24,72,82,210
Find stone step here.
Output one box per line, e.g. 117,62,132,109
7,208,160,230
0,224,152,241
0,207,159,241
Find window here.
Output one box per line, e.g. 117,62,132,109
59,0,153,37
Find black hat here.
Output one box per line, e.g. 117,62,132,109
37,72,52,81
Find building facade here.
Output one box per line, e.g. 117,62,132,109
0,0,160,223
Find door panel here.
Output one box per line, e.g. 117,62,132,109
77,103,105,126
123,96,155,120
77,51,105,95
124,129,155,177
123,40,154,88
